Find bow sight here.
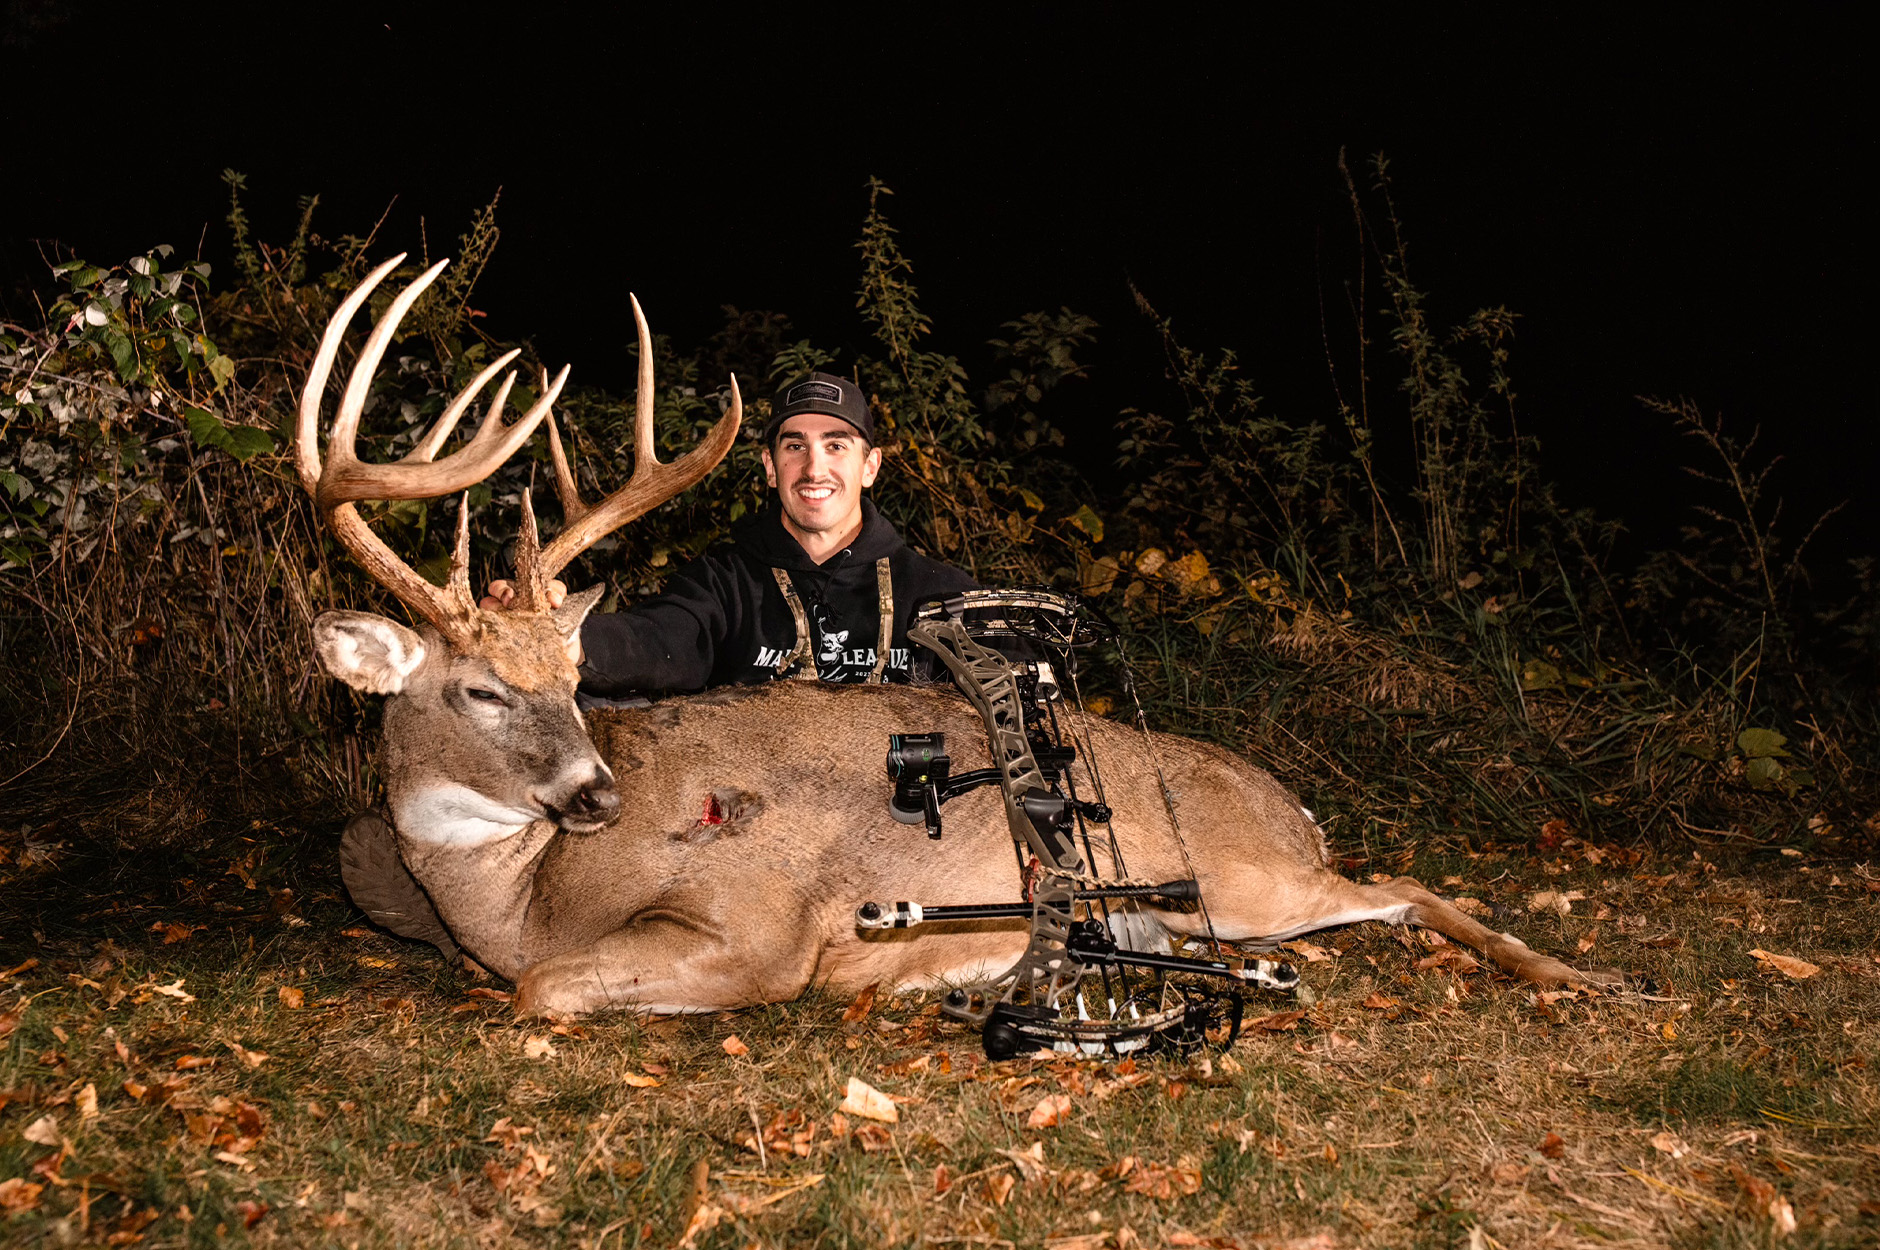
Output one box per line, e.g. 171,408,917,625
857,590,1298,1059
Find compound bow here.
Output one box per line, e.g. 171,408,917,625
855,590,1298,1058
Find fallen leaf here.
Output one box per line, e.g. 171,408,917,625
522,1035,556,1060
77,1083,98,1120
1121,1157,1202,1199
722,1034,750,1057
150,979,196,1002
1651,1130,1691,1159
842,981,881,1023
0,1178,44,1212
1028,1092,1073,1128
174,1055,216,1071
1540,1131,1565,1159
277,986,305,1008
838,1076,899,1123
227,1042,269,1069
1489,1160,1530,1185
1528,890,1586,916
677,1201,726,1249
1450,896,1491,916
984,1171,1017,1205
932,1163,953,1196
853,1122,894,1152
1246,1009,1305,1032
1416,947,1481,973
484,1117,534,1149
22,1115,63,1147
235,1199,270,1229
1283,941,1335,962
1000,1140,1050,1182
1749,950,1820,979
621,1071,661,1088
1361,993,1400,1011
1661,1020,1678,1041
0,1007,22,1040
151,920,205,945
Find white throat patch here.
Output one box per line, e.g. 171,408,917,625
394,784,538,847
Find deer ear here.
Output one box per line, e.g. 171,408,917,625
314,611,428,694
551,585,606,660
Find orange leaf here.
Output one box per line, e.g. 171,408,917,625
0,1178,45,1212
722,1035,750,1057
276,986,305,1009
842,982,881,1023
1361,993,1400,1011
1748,950,1820,980
1027,1092,1072,1128
1540,1131,1565,1159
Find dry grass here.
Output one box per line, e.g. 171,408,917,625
3,822,1876,1249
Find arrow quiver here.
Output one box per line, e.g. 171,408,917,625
857,590,1298,1059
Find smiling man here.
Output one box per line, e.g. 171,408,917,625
562,371,979,693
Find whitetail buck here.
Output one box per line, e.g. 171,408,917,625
300,256,1614,1018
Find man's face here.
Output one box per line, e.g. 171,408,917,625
762,412,882,540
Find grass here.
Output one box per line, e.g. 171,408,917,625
3,821,1876,1248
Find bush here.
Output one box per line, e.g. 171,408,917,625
1,160,1871,857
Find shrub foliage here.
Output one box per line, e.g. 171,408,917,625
0,158,1871,855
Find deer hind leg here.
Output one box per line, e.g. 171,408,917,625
1209,871,1620,989
514,914,821,1018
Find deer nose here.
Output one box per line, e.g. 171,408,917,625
569,777,619,822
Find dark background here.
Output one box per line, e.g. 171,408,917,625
3,3,1869,565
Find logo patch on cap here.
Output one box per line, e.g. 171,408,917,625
786,380,844,407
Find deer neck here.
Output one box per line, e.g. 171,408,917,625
396,818,559,980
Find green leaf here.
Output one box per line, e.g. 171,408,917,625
224,426,276,462
1066,504,1104,543
1745,756,1787,791
208,353,236,391
1017,487,1045,512
185,406,231,451
104,329,137,380
0,469,27,499
1736,728,1790,759
1520,659,1562,691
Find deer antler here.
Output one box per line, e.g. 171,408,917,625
296,253,569,646
515,293,743,609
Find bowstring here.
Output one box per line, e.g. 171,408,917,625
1115,632,1227,961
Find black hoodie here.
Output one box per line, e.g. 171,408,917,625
578,498,978,695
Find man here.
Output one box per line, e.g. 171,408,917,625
486,371,978,692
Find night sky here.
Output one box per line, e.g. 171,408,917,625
4,5,1869,565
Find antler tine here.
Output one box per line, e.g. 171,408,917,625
328,257,453,474
544,403,591,523
445,493,475,611
297,252,409,496
631,293,657,467
512,486,547,611
403,348,523,464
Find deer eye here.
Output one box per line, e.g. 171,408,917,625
466,687,503,703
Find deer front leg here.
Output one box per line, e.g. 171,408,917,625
513,912,822,1017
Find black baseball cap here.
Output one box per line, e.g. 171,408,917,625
764,372,875,444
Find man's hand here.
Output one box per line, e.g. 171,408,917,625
482,578,583,665
480,578,569,611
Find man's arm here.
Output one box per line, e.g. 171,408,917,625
485,559,740,696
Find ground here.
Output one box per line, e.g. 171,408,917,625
1,823,1876,1249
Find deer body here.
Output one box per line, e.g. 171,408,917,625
301,257,1611,1020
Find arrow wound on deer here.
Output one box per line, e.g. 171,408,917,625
672,789,765,845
